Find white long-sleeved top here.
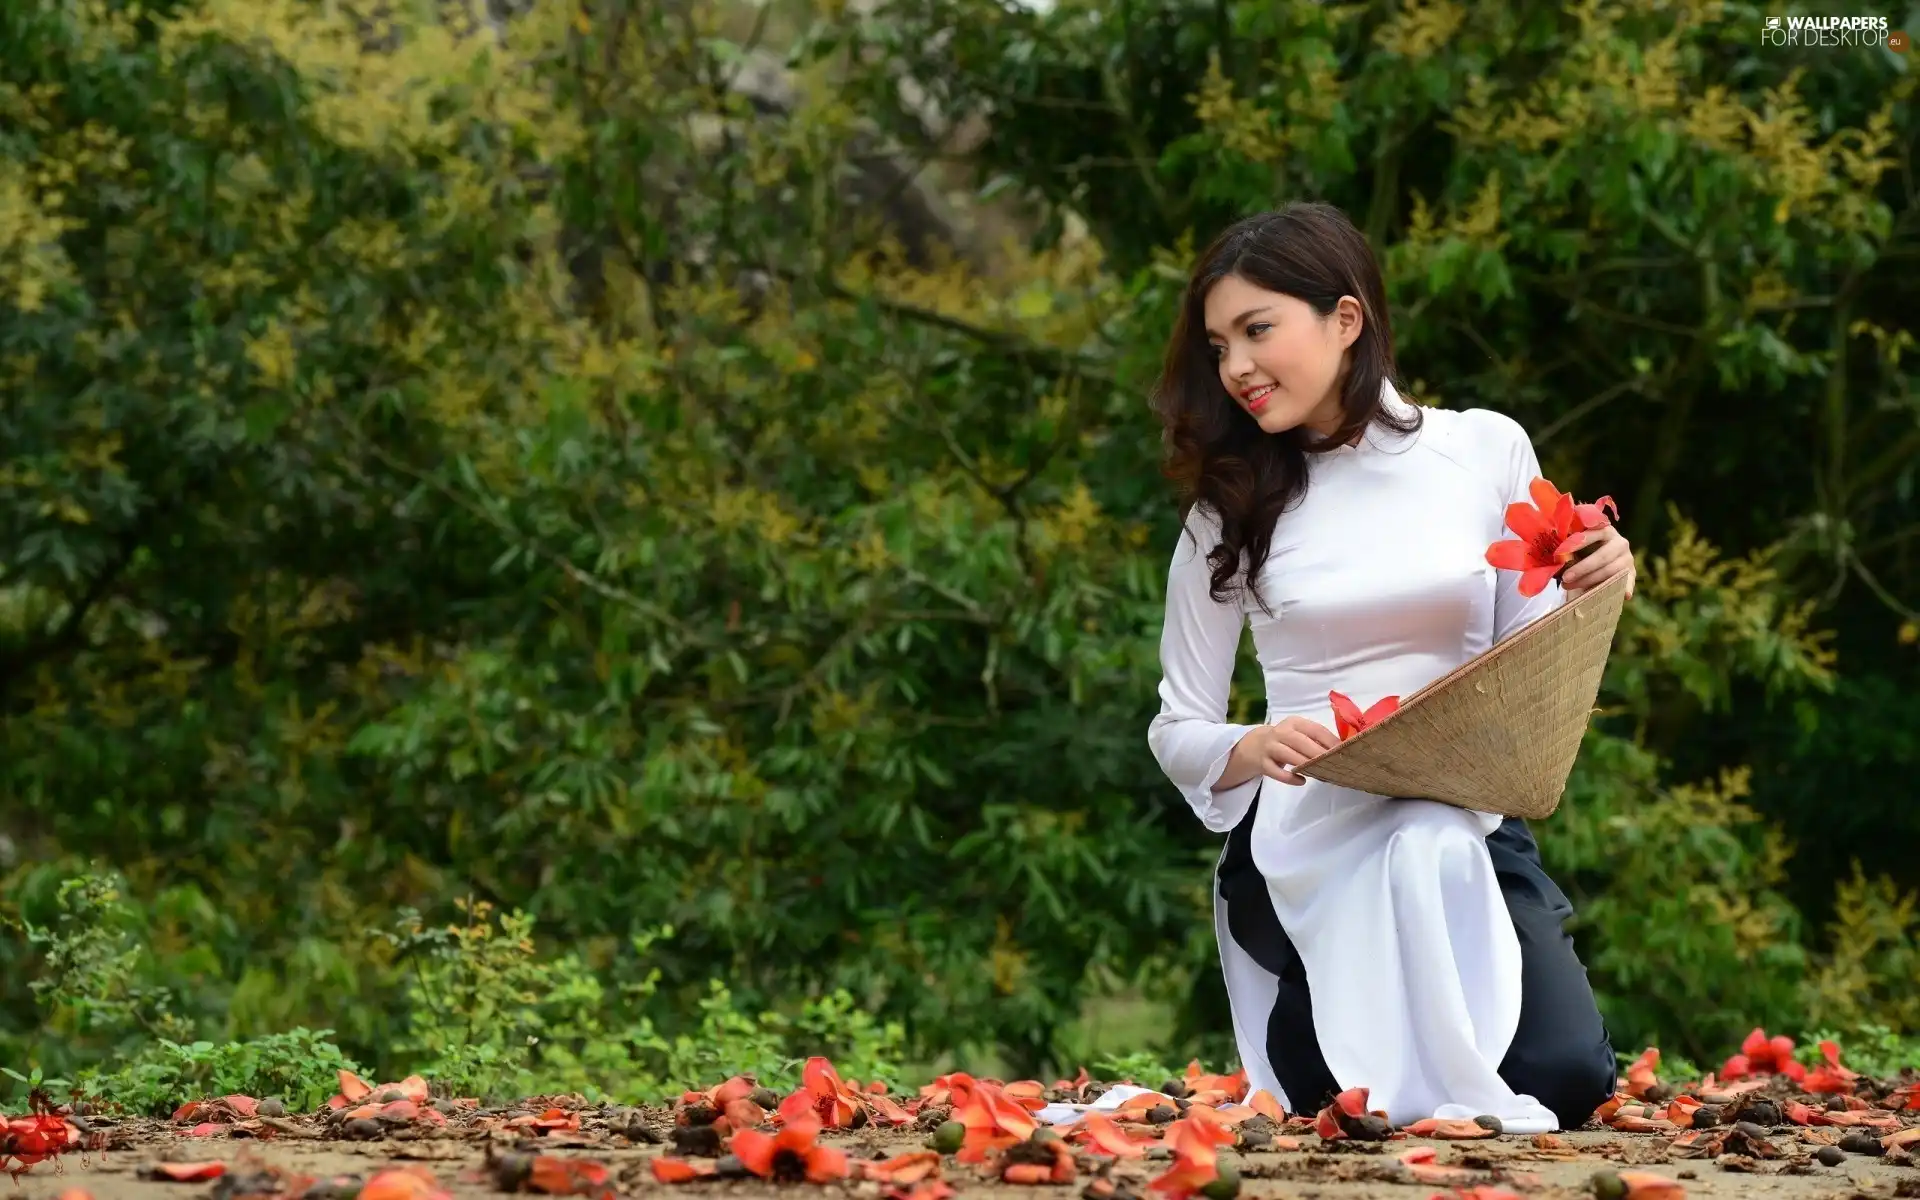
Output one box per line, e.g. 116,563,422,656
1148,383,1567,1132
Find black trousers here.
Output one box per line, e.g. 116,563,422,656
1217,796,1616,1128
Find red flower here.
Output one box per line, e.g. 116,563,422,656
1330,691,1399,740
730,1114,851,1183
1719,1027,1806,1082
1147,1117,1236,1199
1484,478,1619,597
1803,1040,1859,1095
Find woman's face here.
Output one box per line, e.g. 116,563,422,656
1201,274,1362,437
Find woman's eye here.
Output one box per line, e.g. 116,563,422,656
1209,344,1225,359
1246,322,1272,337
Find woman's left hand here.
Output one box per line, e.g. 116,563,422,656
1561,524,1635,599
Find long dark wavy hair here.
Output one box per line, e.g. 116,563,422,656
1152,203,1418,612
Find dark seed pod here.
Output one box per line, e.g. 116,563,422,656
489,1152,534,1191
1690,1105,1721,1127
342,1118,383,1141
1815,1146,1846,1167
1839,1131,1883,1155
624,1116,662,1144
680,1103,720,1127
716,1155,752,1180
259,1099,286,1118
1588,1169,1626,1200
1160,1080,1190,1100
1472,1115,1503,1134
671,1124,725,1158
1732,1097,1781,1128
1344,1113,1392,1141
749,1088,780,1111
1146,1104,1178,1125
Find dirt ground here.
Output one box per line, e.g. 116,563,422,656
10,1104,1920,1200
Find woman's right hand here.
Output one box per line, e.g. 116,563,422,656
1227,717,1343,787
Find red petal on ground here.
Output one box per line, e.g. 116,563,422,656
357,1167,448,1200
527,1157,612,1196
1247,1090,1285,1120
337,1071,374,1104
1402,1118,1495,1139
170,1103,202,1123
710,1076,757,1106
1883,1129,1920,1153
1404,1160,1478,1186
863,1152,942,1185
1805,1067,1855,1095
776,1089,820,1126
803,1144,851,1183
722,1098,767,1130
1074,1113,1148,1157
1331,1087,1370,1118
865,1091,915,1126
1608,1116,1672,1133
1623,1047,1660,1099
1002,1164,1052,1185
188,1122,224,1137
729,1129,778,1178
149,1162,228,1182
1145,1158,1215,1200
1002,1081,1047,1108
648,1158,716,1184
1617,1171,1687,1198
1163,1116,1235,1162
222,1096,260,1119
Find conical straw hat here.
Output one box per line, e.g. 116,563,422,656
1294,570,1631,820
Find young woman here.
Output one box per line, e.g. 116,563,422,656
1146,204,1635,1134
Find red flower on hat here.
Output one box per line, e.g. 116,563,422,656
1329,690,1398,740
1485,478,1619,597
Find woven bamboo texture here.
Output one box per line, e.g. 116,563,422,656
1294,570,1631,820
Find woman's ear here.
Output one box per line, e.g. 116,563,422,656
1334,296,1365,349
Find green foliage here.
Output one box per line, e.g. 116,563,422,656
1800,1024,1920,1081
1,0,1916,1088
378,899,905,1100
1092,1051,1180,1087
78,1030,364,1117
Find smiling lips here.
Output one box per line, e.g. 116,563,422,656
1241,383,1274,413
